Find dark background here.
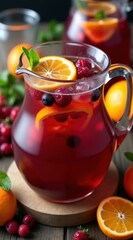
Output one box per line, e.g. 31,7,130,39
0,0,71,22
0,0,132,22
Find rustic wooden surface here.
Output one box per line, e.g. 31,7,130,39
0,131,133,240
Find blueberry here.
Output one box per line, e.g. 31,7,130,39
42,93,55,106
67,135,81,148
91,89,101,101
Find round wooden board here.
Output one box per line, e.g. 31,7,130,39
7,161,119,227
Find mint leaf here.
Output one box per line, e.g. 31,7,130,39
124,152,133,162
0,171,11,191
22,47,39,70
95,10,106,20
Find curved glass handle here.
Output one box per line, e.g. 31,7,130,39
107,64,133,132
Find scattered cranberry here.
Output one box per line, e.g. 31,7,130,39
10,106,20,121
0,124,11,138
73,227,90,240
22,214,35,228
0,143,12,155
6,220,19,235
42,93,55,106
18,224,30,237
1,106,12,118
54,86,72,107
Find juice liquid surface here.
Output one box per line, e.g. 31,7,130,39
63,3,131,65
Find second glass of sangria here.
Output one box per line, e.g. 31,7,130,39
63,0,131,65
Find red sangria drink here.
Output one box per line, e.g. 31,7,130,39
12,42,133,203
63,0,131,65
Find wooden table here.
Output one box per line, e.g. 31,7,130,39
0,131,133,240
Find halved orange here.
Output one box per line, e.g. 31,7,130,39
81,17,118,43
97,196,133,239
80,2,117,17
29,56,77,91
35,101,93,129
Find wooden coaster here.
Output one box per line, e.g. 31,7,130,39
7,161,119,227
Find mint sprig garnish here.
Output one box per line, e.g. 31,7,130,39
95,10,106,20
125,152,133,162
22,47,40,70
0,171,11,191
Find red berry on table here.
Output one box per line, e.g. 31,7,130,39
0,143,12,156
6,220,19,234
1,106,12,118
18,224,30,237
0,124,11,138
22,214,35,228
73,227,90,240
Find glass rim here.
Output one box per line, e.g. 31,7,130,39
16,41,111,90
0,8,40,30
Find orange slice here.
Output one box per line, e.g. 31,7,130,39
81,18,118,43
80,2,117,17
35,102,93,129
29,56,77,91
97,196,133,240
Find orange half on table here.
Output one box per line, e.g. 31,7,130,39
81,17,118,43
97,196,133,240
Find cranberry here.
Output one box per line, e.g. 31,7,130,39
54,86,72,107
54,113,68,122
1,106,12,118
6,220,19,234
0,143,12,155
10,106,20,121
75,59,92,69
0,135,7,144
18,224,30,237
42,93,55,106
0,124,11,138
22,214,35,228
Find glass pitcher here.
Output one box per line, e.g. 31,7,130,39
63,0,132,66
12,41,133,203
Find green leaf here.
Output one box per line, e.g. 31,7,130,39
124,152,133,162
95,10,106,20
0,171,11,191
22,47,39,70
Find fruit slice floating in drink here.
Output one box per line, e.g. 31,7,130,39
27,56,77,91
80,1,118,43
81,18,118,43
35,102,93,129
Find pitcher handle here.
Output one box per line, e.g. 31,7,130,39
105,64,133,132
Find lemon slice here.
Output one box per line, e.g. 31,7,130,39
28,56,77,91
80,2,117,16
35,102,93,129
97,196,133,239
81,18,118,43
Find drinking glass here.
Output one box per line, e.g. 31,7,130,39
12,41,133,203
0,8,40,69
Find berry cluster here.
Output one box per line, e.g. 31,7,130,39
6,214,35,237
0,94,20,157
40,59,100,108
